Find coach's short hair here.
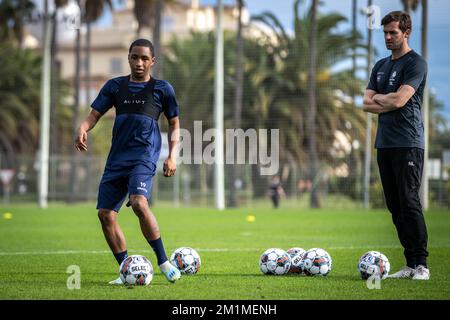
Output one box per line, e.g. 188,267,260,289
381,11,412,33
129,38,155,57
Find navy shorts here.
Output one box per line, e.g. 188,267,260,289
97,163,156,213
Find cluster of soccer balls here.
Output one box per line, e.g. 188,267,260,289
118,246,390,285
259,247,332,276
259,247,391,279
119,247,201,286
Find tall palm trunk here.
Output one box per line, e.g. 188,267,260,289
352,0,357,84
68,0,82,202
50,10,59,155
229,0,244,208
363,0,373,209
401,0,420,14
152,0,163,78
84,0,113,109
14,0,27,47
51,0,70,157
404,2,411,13
307,0,320,208
420,0,429,209
85,21,91,112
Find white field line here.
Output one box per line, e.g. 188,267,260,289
1,244,449,256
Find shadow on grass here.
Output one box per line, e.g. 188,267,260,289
174,273,365,282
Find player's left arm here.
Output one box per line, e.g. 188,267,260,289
162,81,180,177
372,84,416,109
163,116,179,177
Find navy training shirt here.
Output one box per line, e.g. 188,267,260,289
367,50,427,149
91,76,179,173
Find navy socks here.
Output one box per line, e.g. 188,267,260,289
113,240,168,266
148,237,168,265
114,250,128,265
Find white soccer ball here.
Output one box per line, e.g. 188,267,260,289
357,251,390,280
259,248,291,275
286,247,306,274
301,248,332,276
170,247,201,274
119,255,153,286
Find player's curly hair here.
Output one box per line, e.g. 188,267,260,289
381,11,412,33
129,38,155,57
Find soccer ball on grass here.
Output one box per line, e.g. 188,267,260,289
170,247,202,274
286,247,306,274
301,248,332,276
119,255,153,286
259,248,291,275
357,251,390,280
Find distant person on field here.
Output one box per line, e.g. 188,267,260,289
268,175,285,209
75,39,181,284
363,11,429,280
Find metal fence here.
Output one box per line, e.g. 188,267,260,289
1,2,449,210
1,153,448,209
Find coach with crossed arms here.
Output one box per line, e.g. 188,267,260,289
363,11,429,280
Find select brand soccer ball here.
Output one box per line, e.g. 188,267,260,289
259,248,291,275
170,247,201,274
357,251,390,280
301,248,332,276
119,255,153,286
286,247,306,274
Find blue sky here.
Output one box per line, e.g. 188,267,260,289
97,0,450,121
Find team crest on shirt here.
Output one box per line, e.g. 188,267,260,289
389,71,397,85
376,72,384,82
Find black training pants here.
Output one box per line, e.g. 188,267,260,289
377,147,429,267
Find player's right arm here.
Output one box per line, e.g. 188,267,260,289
75,78,116,152
75,109,102,152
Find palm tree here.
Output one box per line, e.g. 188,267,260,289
401,0,419,13
307,0,319,207
352,0,357,84
0,42,72,165
163,31,215,195
50,0,69,155
419,0,429,209
68,0,83,202
241,39,286,198
84,0,113,108
133,0,153,38
68,0,113,201
229,0,245,207
164,2,367,202
152,0,163,78
0,0,35,46
133,0,174,78
163,31,280,198
253,1,366,196
0,44,40,164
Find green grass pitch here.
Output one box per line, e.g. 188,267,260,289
0,202,449,300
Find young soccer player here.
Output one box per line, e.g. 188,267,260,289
75,39,181,284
